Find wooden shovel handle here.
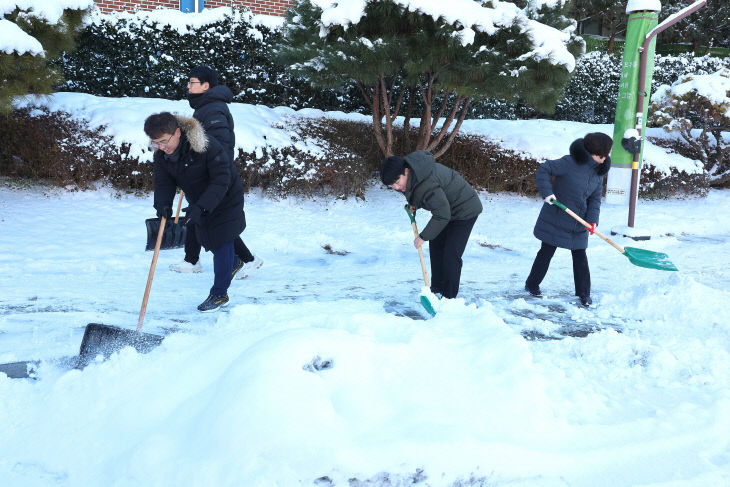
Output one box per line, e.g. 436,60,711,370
404,205,430,287
137,216,166,331
554,200,625,253
173,189,184,224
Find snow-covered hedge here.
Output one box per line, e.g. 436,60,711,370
59,7,364,111
555,51,730,124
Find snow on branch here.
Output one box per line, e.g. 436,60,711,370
311,0,575,71
0,17,44,55
1,0,94,56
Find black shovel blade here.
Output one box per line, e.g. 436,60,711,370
0,360,39,379
76,323,164,369
145,217,187,251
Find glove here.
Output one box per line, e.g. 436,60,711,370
156,206,172,219
586,222,596,235
544,194,556,205
183,205,203,226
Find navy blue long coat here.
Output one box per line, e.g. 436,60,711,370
153,116,245,251
534,138,611,250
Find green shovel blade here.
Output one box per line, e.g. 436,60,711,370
623,246,678,272
420,295,437,317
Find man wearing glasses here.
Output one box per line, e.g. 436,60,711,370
145,111,246,312
168,65,262,278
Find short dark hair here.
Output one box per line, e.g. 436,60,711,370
144,112,179,139
380,156,408,185
583,132,613,158
188,65,218,87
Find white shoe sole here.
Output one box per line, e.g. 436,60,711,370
235,257,263,280
170,263,203,273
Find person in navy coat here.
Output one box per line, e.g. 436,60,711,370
525,133,613,307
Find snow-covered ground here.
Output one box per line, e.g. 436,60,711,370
1,179,729,486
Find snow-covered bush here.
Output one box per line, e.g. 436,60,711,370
555,52,730,124
554,51,622,123
0,107,142,190
59,7,365,111
649,68,730,187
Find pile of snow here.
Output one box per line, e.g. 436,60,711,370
1,183,730,486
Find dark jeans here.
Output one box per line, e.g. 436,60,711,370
525,242,591,298
184,226,254,265
210,240,235,296
428,216,478,299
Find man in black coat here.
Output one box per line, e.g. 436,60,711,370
145,112,246,312
167,65,261,278
525,132,613,307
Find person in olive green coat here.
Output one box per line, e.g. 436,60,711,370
381,150,483,299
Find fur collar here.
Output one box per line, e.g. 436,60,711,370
175,115,209,153
569,138,611,175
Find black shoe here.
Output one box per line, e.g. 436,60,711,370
231,257,244,279
525,283,542,297
197,294,229,312
578,295,592,307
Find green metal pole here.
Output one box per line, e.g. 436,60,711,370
606,7,659,215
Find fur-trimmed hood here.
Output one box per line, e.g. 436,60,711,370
569,138,611,176
175,114,209,153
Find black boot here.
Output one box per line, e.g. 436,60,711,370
578,295,592,307
525,283,542,297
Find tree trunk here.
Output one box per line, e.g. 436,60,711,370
402,86,415,154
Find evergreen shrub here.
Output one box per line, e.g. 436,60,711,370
59,8,365,111
554,52,730,124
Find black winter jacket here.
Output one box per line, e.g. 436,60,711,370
188,85,235,162
534,138,611,250
153,116,245,251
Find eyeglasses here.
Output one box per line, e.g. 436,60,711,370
187,81,203,85
151,133,175,149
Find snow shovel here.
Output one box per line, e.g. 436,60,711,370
404,205,437,316
2,220,168,377
553,199,678,272
145,189,187,251
75,215,168,368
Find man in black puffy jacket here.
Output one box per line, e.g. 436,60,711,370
168,65,261,278
145,112,245,312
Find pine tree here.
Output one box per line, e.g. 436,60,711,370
662,0,730,55
276,0,582,158
0,5,87,112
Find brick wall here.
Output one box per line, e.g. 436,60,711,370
94,1,291,17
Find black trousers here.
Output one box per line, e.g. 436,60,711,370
428,216,478,299
184,226,254,265
525,242,591,298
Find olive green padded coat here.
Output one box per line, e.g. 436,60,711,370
402,150,483,241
